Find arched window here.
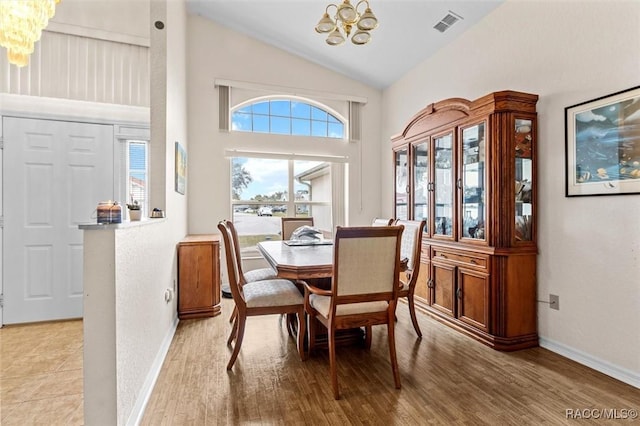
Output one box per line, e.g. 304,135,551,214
231,98,345,139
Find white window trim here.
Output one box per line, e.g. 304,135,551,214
224,149,348,163
214,78,367,104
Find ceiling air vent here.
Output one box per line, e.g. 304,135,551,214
434,11,463,33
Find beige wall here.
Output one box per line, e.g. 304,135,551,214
185,14,383,243
382,1,640,387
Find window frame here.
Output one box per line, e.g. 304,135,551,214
230,155,335,256
230,95,347,140
117,138,149,218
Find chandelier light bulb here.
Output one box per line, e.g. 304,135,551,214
326,28,346,46
315,12,336,33
357,8,378,31
351,30,371,45
337,1,357,24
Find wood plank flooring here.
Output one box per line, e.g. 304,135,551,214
142,298,640,425
1,298,638,425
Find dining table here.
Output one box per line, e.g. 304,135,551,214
256,240,334,280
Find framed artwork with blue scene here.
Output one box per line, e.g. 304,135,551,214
565,85,640,196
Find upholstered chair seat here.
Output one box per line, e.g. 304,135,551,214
244,279,303,308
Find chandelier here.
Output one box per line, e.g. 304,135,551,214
0,0,61,67
315,0,379,46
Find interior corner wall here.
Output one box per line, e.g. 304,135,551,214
381,1,640,387
184,14,383,241
148,0,189,323
164,0,189,231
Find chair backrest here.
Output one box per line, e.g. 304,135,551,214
372,218,394,226
281,217,314,240
332,226,404,301
217,221,245,305
224,220,248,286
394,219,426,282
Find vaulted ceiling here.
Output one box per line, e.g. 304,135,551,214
187,1,503,89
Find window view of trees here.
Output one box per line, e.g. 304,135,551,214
232,162,252,200
231,157,332,252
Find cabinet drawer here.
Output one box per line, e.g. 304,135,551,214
431,248,488,270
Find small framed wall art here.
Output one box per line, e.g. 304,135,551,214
175,142,187,195
565,85,640,196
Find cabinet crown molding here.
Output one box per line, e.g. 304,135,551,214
392,91,538,144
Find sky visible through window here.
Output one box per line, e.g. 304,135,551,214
232,99,344,138
233,157,322,200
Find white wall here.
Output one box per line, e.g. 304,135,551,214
382,1,640,387
185,14,383,240
50,0,150,45
85,0,190,424
83,221,178,426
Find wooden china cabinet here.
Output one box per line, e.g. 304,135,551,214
391,90,538,350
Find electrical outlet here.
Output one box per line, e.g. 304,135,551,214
549,294,559,310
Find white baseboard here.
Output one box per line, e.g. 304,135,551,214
126,317,180,426
540,337,640,389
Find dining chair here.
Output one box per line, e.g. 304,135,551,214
221,220,278,323
372,217,394,226
302,225,404,399
218,221,306,369
281,217,314,240
394,219,426,337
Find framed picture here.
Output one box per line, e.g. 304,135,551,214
565,85,640,196
175,142,187,195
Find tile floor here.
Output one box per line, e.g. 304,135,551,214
0,320,84,425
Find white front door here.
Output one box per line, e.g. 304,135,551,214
3,117,114,324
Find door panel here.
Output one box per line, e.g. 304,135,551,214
458,268,490,332
430,262,455,317
3,117,114,324
394,147,409,220
414,257,429,304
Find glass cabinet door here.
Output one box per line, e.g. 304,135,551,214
460,123,486,240
394,147,409,220
413,141,429,222
515,118,533,242
433,134,453,237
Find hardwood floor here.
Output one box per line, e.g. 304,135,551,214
2,299,638,425
142,298,640,425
